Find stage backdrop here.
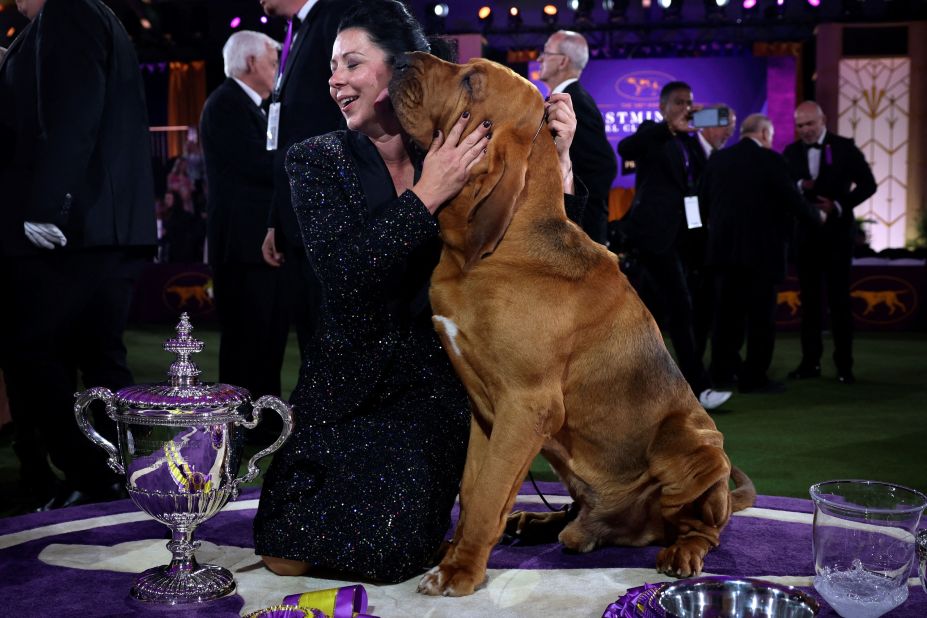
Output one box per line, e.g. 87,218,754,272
529,56,796,189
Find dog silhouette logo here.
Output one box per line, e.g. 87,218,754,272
777,290,801,316
162,272,214,316
614,71,675,102
850,276,917,325
774,277,802,326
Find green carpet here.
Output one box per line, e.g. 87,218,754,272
1,326,925,517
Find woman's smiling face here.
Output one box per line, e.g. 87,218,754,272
329,28,393,134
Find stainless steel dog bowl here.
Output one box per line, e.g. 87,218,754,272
657,576,819,618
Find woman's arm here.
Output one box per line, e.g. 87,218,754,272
287,136,438,303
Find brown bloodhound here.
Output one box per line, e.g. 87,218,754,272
389,53,755,597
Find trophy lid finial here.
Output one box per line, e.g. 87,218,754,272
164,312,204,387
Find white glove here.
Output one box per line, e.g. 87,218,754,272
24,222,68,249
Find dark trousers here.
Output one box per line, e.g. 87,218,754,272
0,249,144,495
281,250,322,361
796,236,854,372
711,266,777,389
213,262,288,398
634,247,710,395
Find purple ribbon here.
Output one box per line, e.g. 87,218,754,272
278,19,295,81
602,582,665,618
825,143,833,166
334,585,367,618
282,585,376,618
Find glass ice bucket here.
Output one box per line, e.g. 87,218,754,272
75,313,293,605
810,480,927,618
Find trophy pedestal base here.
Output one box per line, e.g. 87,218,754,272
131,562,236,604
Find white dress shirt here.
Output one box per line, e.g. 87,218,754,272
550,78,578,95
232,77,263,109
807,130,826,180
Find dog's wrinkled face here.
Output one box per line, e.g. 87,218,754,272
389,53,548,270
389,53,543,150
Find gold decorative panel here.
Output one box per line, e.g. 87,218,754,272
837,58,910,251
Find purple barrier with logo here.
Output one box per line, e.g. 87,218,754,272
529,56,793,189
129,262,216,323
776,264,926,331
128,261,923,331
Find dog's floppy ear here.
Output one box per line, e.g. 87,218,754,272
462,140,529,271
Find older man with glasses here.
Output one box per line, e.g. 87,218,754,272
537,30,617,246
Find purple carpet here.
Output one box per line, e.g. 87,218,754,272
0,483,924,617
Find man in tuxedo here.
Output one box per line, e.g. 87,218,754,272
701,114,825,393
258,0,358,357
689,104,736,361
617,82,731,410
537,30,617,245
201,31,288,400
0,0,156,508
783,101,876,384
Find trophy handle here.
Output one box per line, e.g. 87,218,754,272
236,395,293,485
74,387,124,476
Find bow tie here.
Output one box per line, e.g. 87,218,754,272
805,143,823,150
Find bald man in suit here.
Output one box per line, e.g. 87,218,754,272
701,114,824,393
537,30,617,245
782,101,876,384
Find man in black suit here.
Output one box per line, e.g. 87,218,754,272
783,101,876,384
617,82,731,410
258,0,358,356
701,114,825,393
201,31,288,400
0,0,156,508
537,30,617,245
689,104,736,361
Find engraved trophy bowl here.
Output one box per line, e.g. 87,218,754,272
74,313,293,605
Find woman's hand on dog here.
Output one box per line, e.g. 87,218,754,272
546,93,576,194
413,111,491,214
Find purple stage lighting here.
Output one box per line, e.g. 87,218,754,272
742,0,757,8
260,15,268,24
806,0,820,5
230,16,241,29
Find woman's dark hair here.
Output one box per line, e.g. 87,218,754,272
427,36,458,63
338,0,429,67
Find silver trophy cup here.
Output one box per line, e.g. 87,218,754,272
75,313,292,604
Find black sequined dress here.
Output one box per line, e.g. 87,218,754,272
253,131,470,583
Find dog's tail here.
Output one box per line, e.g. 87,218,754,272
730,466,757,512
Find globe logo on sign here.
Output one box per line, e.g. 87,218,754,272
614,70,676,102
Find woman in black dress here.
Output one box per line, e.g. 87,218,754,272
254,0,581,583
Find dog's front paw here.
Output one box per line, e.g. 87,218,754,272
416,563,485,597
655,541,706,578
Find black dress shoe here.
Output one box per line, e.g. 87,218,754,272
837,371,856,385
787,364,821,379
